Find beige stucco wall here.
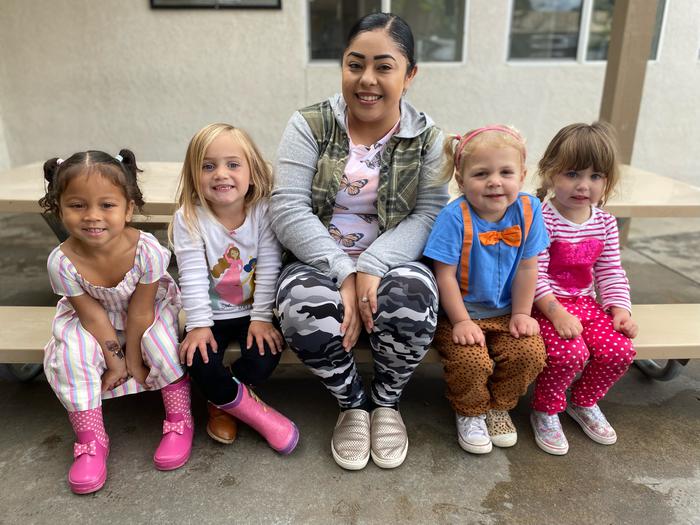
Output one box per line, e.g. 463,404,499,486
0,0,698,185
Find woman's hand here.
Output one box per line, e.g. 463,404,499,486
179,326,217,367
611,307,638,338
356,272,381,333
339,274,362,351
247,320,285,355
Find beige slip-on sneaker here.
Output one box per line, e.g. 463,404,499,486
370,407,408,469
331,409,371,470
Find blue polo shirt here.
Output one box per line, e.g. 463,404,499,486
424,193,549,319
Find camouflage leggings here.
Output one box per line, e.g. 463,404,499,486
276,261,439,408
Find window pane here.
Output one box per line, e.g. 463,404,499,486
391,0,465,62
586,0,666,61
509,0,582,60
309,0,381,60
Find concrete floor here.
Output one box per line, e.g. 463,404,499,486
0,213,699,525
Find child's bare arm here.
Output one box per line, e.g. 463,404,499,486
125,281,159,387
67,294,126,391
509,256,540,337
434,261,484,346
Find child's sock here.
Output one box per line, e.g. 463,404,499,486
160,375,193,428
68,406,108,448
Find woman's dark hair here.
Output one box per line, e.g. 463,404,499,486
344,12,416,73
39,149,145,216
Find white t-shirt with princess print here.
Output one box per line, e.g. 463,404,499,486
172,201,281,331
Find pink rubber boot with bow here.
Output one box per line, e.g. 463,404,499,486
68,407,109,494
154,376,194,470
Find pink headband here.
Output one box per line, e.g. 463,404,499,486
453,125,526,168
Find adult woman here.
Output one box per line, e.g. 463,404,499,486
271,13,447,470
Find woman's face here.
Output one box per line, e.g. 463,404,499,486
341,29,416,130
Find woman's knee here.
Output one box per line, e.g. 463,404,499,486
276,270,342,334
379,263,438,311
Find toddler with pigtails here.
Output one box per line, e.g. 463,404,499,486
41,150,192,495
530,122,637,455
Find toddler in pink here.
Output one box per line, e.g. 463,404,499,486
530,122,638,455
41,149,192,494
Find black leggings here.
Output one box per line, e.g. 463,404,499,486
187,316,281,405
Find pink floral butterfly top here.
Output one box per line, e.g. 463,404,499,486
328,119,399,258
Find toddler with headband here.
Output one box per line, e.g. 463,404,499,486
424,126,549,454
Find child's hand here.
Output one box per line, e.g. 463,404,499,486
126,358,151,389
611,307,638,338
509,313,540,338
101,360,128,392
452,320,485,347
552,311,583,339
179,326,217,367
247,320,285,355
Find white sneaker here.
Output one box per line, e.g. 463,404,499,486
455,414,492,454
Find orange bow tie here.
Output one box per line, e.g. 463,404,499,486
478,225,522,247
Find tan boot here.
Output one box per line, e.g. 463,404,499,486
207,402,237,444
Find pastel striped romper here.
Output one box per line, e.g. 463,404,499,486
44,231,184,412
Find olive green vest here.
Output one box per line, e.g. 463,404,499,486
299,100,441,233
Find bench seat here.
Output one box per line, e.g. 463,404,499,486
0,304,697,365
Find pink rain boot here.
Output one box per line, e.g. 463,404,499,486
154,376,194,471
67,407,109,494
217,380,299,455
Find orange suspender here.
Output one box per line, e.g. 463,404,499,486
458,200,473,297
458,195,533,296
520,194,533,238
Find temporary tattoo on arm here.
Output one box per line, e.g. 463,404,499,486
106,340,125,360
546,300,560,314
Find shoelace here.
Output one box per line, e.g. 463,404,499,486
578,406,606,424
540,415,560,431
248,388,269,413
465,417,488,437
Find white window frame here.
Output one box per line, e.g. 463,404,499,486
505,0,667,66
306,0,469,67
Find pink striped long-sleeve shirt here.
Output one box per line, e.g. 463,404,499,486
534,201,631,313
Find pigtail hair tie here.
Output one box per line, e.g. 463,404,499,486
57,158,64,165
114,154,123,162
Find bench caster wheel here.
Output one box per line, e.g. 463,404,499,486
634,359,689,381
7,363,44,382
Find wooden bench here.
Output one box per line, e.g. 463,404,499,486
1,304,698,365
